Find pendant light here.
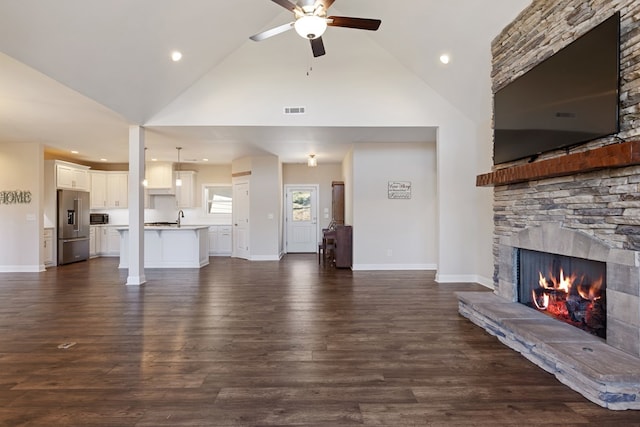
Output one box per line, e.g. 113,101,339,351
142,147,148,187
307,154,317,167
175,147,182,187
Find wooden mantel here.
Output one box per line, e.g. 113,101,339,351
476,140,640,187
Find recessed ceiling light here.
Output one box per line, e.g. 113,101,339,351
71,150,79,154
171,51,182,62
151,158,158,162
100,158,108,162
440,54,451,65
202,158,209,162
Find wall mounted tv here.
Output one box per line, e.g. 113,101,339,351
493,12,620,165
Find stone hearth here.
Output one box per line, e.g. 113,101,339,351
458,223,640,409
458,291,640,410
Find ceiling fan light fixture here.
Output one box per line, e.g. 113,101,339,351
294,15,327,40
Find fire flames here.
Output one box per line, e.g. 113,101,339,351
531,268,604,331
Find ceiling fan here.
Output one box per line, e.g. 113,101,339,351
250,0,382,57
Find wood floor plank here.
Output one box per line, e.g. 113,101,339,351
0,255,639,426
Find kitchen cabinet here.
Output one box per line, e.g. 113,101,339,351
89,226,97,257
209,225,232,256
176,171,196,208
56,161,90,191
43,228,54,266
91,171,128,209
106,172,128,208
99,227,109,255
90,171,107,208
107,227,121,256
91,226,120,256
146,162,175,194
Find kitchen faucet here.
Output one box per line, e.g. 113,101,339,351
177,209,184,228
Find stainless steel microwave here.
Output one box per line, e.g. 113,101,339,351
89,213,109,224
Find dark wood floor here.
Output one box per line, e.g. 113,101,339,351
1,255,640,426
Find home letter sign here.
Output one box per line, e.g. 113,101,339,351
0,190,32,204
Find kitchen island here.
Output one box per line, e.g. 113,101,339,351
117,225,210,268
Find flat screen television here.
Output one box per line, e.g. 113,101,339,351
493,12,620,165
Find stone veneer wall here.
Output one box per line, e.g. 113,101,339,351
491,1,640,355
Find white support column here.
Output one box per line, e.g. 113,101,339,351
126,126,146,285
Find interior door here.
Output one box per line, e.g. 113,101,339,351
232,179,250,260
286,185,318,253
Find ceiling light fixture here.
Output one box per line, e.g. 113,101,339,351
71,150,79,154
307,154,318,167
440,54,451,65
171,51,183,62
175,147,182,187
294,15,327,40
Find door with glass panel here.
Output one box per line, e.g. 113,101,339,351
285,185,319,253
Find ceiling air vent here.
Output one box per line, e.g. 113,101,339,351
284,106,306,115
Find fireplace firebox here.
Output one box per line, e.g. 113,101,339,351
518,249,606,338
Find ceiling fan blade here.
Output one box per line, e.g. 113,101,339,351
315,0,335,10
250,22,295,41
327,16,382,31
310,37,326,57
270,0,300,12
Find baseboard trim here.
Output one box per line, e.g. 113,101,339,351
0,265,44,273
250,255,282,261
436,273,494,289
352,264,437,271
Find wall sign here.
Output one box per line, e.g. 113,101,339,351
388,181,411,199
0,190,32,204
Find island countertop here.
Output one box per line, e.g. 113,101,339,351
117,226,210,268
116,225,210,231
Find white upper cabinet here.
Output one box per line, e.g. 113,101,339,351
176,171,196,208
146,162,175,194
106,172,128,208
55,161,90,191
90,171,107,208
90,170,128,209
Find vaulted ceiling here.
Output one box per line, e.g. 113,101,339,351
0,0,531,165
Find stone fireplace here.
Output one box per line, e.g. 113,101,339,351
458,0,640,411
497,222,637,355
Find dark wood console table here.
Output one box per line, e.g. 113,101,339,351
321,225,352,268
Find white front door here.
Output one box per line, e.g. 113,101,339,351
232,178,250,260
285,185,319,253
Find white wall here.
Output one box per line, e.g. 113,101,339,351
0,142,44,272
249,155,281,260
343,149,354,226
352,143,437,270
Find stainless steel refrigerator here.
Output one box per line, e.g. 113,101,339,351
57,189,90,265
